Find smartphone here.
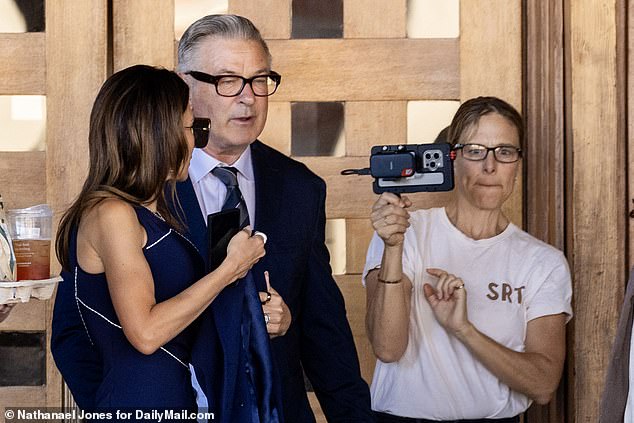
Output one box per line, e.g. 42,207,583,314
207,208,240,272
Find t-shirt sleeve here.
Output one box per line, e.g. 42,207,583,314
362,231,384,286
525,251,573,323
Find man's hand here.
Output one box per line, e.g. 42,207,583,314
259,271,291,338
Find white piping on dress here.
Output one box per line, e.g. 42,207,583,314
145,229,172,250
75,267,189,370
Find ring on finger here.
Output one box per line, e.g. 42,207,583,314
261,291,272,305
264,312,270,325
252,230,267,244
455,283,465,290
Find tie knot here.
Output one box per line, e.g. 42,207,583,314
212,166,239,188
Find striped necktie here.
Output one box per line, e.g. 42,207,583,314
211,166,250,228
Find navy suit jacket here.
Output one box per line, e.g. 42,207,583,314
51,140,372,421
177,141,372,422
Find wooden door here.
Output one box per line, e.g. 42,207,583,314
0,0,107,418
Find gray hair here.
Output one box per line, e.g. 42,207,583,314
177,14,271,72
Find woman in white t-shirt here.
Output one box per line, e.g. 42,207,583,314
364,96,572,423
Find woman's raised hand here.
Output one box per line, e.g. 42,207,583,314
224,226,266,281
371,192,412,247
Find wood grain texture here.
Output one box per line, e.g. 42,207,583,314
345,218,374,275
0,387,47,410
345,101,407,157
0,299,47,331
524,3,567,421
45,0,108,409
268,38,459,102
460,0,522,227
113,0,175,71
344,0,406,38
260,101,291,155
524,0,565,250
296,157,452,219
229,0,291,39
568,0,626,421
629,0,634,270
0,34,45,95
0,152,46,210
335,274,375,384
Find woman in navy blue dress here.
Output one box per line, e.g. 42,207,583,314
54,65,265,410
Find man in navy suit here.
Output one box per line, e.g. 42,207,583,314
51,13,371,422
176,14,371,422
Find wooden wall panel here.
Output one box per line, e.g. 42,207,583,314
629,0,634,270
229,0,291,39
0,34,45,95
460,0,522,227
268,39,459,102
45,0,108,409
298,157,452,219
345,101,407,157
1,387,47,408
344,0,406,38
1,300,47,331
113,0,175,71
345,218,374,275
260,101,291,155
335,274,375,383
567,0,626,421
0,152,46,210
524,2,566,422
525,0,565,250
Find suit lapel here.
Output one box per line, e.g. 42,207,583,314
251,141,283,292
177,177,245,415
175,178,207,256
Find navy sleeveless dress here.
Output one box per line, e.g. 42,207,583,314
62,206,205,409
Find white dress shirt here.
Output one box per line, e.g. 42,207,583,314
187,145,256,416
188,146,256,225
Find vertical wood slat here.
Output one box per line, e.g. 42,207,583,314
345,101,407,157
344,0,406,38
112,0,175,71
335,274,376,383
567,0,626,421
524,2,566,421
229,0,291,39
345,218,374,275
46,0,108,408
628,0,634,270
524,0,565,250
460,0,523,227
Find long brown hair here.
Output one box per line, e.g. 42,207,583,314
56,65,190,270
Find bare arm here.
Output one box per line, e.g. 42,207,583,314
424,271,566,404
365,192,413,362
80,199,265,355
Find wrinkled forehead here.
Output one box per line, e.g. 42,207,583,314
460,113,520,147
190,35,272,70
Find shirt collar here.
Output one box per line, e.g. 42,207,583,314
189,145,254,184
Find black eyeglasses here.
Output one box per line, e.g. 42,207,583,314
185,71,282,97
186,117,211,148
453,143,522,163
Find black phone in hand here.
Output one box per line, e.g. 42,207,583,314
207,208,240,272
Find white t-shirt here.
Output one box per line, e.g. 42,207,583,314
362,207,572,420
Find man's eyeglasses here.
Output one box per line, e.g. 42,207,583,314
185,71,282,97
453,143,522,163
186,117,211,148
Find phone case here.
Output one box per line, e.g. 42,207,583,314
207,208,240,272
